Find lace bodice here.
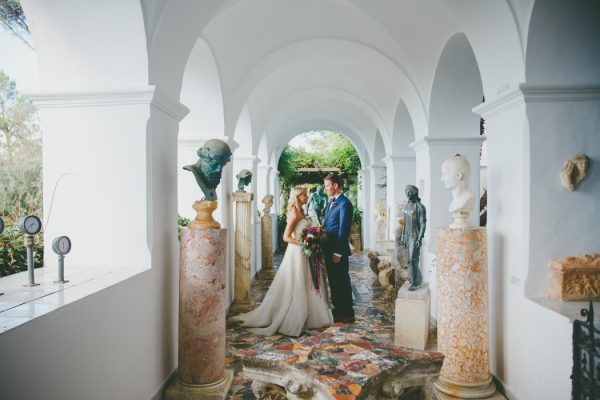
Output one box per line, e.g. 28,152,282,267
294,218,311,239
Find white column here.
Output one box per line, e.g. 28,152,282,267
383,156,416,238
368,163,387,244
359,167,371,249
232,156,260,277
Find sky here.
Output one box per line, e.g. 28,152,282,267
0,27,39,92
288,131,320,150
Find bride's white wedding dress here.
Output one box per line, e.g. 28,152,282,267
232,218,333,337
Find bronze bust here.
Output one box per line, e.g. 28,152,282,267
236,169,253,192
183,139,232,201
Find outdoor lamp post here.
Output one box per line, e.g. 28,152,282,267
52,236,72,283
18,215,42,287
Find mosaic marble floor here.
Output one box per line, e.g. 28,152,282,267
225,250,437,399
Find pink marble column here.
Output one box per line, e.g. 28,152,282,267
433,227,504,400
165,227,233,399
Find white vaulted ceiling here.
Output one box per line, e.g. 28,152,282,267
146,0,527,163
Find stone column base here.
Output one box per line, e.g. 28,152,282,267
395,282,430,350
258,268,277,279
433,375,506,400
164,369,233,400
229,300,254,314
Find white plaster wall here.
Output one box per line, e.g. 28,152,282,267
37,99,151,269
22,0,148,90
0,271,179,400
177,141,204,220
497,291,572,400
2,95,181,400
526,99,600,297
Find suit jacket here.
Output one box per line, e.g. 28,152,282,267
322,194,353,257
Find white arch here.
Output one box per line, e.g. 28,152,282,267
429,32,483,138
254,87,390,156
223,38,427,146
267,119,370,170
179,38,225,140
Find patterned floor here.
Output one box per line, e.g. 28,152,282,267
225,250,437,399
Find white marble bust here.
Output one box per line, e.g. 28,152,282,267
441,154,475,228
262,194,274,215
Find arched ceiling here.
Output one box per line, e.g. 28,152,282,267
145,0,526,164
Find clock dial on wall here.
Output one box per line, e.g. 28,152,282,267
18,215,41,235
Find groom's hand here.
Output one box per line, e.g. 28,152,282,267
332,254,341,263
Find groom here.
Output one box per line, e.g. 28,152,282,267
322,174,355,323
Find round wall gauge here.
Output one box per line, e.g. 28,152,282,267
52,236,72,255
18,215,41,235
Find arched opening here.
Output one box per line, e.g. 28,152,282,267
426,32,484,233
178,38,226,221
276,130,363,251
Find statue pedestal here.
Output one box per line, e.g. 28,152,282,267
433,227,505,400
189,200,220,229
230,192,255,313
259,214,276,279
165,227,232,400
395,281,430,350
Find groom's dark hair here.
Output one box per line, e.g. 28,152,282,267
324,173,343,188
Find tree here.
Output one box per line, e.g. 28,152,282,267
0,70,41,216
0,0,32,49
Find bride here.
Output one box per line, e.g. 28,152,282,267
232,185,333,337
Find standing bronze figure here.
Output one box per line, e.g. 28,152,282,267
399,185,426,291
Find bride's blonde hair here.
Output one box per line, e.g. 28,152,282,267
287,186,307,215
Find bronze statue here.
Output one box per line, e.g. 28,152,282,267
399,185,426,291
183,139,232,201
307,185,327,224
236,169,253,192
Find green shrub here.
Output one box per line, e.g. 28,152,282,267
0,216,44,277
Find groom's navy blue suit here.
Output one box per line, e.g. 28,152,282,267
322,193,355,322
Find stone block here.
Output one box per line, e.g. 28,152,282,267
550,253,600,301
395,281,430,350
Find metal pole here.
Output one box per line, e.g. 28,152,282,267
23,235,39,287
54,255,68,283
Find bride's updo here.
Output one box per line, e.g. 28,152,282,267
287,186,307,215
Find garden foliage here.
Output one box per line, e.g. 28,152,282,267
0,70,43,275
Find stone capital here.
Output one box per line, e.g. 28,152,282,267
473,84,600,119
232,192,254,203
410,136,485,151
27,85,190,121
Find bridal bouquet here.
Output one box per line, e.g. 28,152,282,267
300,225,326,294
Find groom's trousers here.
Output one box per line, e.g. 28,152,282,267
325,255,354,321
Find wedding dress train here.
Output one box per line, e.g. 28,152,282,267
232,218,333,337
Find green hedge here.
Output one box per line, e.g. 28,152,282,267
0,217,44,277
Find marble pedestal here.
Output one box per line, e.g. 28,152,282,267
433,227,505,400
259,214,276,279
165,227,232,400
395,281,430,350
230,192,255,313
